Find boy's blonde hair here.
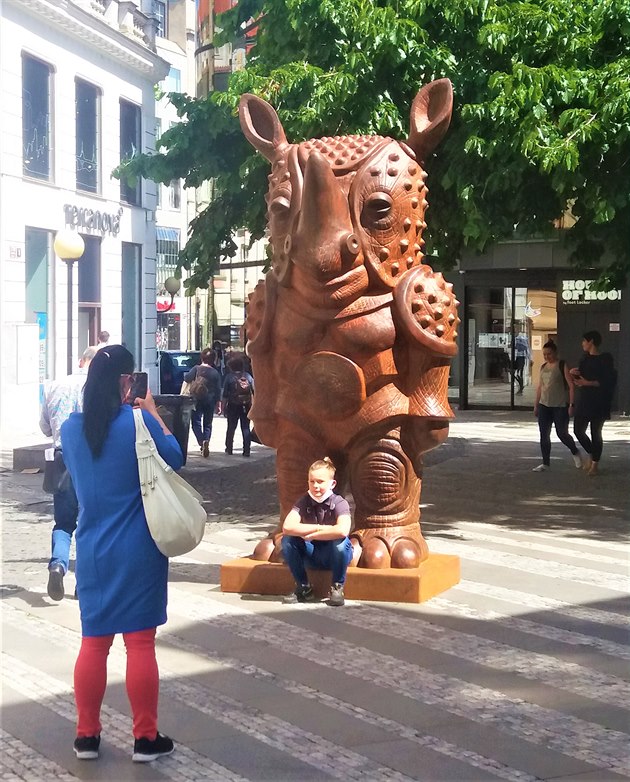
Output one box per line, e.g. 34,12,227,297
309,457,336,477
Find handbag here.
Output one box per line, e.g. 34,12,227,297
180,380,192,395
132,408,207,557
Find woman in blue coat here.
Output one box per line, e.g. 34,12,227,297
61,345,183,763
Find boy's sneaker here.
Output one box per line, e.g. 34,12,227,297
283,584,315,604
132,732,174,763
532,464,548,472
329,583,345,607
572,452,583,468
73,735,100,760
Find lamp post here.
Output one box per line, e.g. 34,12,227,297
163,276,181,311
54,229,85,375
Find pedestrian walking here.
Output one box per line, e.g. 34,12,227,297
532,340,583,472
60,345,182,763
184,347,222,457
222,356,254,457
282,457,353,607
95,331,110,350
39,346,96,600
570,330,617,476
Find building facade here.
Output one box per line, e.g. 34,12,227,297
153,0,200,351
195,0,265,350
0,0,169,442
451,238,629,413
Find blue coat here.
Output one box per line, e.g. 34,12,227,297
61,406,183,636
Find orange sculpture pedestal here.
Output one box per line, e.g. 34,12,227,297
221,553,460,604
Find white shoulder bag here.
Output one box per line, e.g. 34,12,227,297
133,408,207,557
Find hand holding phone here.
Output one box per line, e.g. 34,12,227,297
130,372,148,402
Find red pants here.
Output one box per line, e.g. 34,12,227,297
74,628,159,739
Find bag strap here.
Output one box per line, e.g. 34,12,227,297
133,409,174,495
132,408,204,502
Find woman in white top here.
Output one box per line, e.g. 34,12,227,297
532,340,583,472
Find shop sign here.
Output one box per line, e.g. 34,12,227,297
561,279,622,304
64,204,123,235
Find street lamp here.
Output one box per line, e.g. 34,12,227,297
163,276,181,311
54,229,85,375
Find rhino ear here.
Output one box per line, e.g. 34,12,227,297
407,79,453,162
239,94,288,162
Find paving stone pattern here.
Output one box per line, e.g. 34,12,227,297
1,412,629,781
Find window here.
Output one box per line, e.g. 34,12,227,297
168,179,181,210
122,243,142,365
22,55,52,180
162,67,181,93
120,100,141,204
153,0,167,37
78,235,102,350
75,79,100,193
156,227,180,286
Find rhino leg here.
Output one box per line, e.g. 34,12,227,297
347,425,429,569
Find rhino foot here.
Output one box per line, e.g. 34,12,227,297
350,525,429,569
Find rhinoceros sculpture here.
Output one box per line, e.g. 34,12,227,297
240,79,459,569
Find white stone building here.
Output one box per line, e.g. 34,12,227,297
153,0,200,352
0,0,169,443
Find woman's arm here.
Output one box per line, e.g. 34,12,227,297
183,366,197,383
564,363,576,408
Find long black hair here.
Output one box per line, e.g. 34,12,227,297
83,345,134,457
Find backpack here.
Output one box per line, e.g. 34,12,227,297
601,353,618,405
189,369,209,401
227,372,253,406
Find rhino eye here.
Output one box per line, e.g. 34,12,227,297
362,192,393,226
270,196,291,215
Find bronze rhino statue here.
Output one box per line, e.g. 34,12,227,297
240,79,459,569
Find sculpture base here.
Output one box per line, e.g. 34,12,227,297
220,553,460,604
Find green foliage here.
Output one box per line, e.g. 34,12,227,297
116,0,630,291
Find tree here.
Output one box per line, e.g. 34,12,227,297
118,0,630,291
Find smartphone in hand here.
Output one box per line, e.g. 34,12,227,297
130,372,148,402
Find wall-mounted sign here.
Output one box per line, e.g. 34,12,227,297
64,204,123,235
609,323,620,332
561,279,622,304
532,335,543,351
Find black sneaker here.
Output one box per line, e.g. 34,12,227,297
202,440,210,458
132,732,174,763
283,584,316,604
73,735,100,760
329,582,345,607
47,564,65,601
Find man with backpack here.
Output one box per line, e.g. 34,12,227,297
184,348,222,457
222,356,254,457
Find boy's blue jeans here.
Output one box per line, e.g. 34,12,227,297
282,536,353,586
49,481,79,573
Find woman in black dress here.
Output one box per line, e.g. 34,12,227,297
570,330,616,476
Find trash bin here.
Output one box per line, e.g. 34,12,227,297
153,394,194,465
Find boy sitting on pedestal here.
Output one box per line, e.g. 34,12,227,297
282,458,353,607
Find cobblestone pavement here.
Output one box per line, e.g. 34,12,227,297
1,411,629,781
